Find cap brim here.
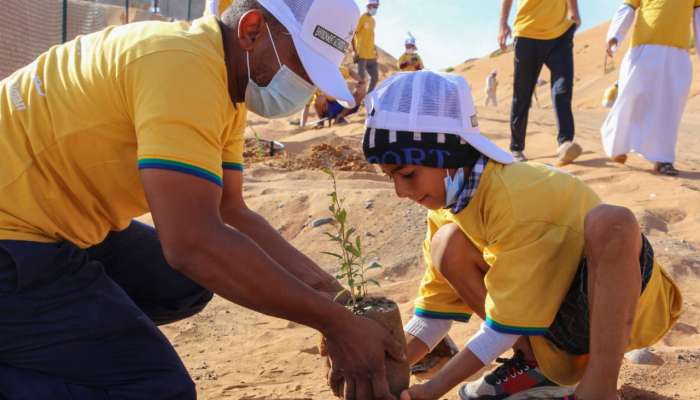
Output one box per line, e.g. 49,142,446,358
461,133,514,165
291,35,356,108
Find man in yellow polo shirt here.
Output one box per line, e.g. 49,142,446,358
353,0,380,93
0,0,405,398
498,0,582,164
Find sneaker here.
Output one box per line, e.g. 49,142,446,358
557,141,582,165
511,151,528,162
458,350,574,400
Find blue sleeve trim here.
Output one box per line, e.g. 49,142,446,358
415,308,471,322
485,317,548,336
222,162,244,171
138,159,223,187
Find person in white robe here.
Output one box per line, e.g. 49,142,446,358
601,0,700,176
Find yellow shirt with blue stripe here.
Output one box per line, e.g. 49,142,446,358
0,16,246,248
624,0,700,49
415,161,682,385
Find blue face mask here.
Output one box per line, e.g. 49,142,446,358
245,24,316,119
444,168,465,208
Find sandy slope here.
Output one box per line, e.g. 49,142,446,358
149,22,700,399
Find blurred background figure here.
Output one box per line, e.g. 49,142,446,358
398,33,424,72
484,70,498,107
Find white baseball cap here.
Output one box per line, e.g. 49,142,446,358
259,0,360,107
368,0,380,6
364,71,513,165
405,33,416,47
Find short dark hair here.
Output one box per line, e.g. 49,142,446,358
221,0,283,30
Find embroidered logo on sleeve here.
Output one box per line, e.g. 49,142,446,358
313,25,349,54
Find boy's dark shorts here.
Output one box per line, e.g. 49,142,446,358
324,100,345,119
543,234,655,355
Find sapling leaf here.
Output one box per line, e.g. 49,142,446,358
367,262,383,270
345,244,360,257
324,232,341,242
321,251,343,259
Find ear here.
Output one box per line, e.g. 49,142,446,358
237,9,265,51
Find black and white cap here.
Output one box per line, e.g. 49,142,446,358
363,71,514,166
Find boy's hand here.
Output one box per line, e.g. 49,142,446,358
400,383,439,400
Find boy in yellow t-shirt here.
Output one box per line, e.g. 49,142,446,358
398,34,424,72
360,71,681,400
601,0,700,176
499,0,582,165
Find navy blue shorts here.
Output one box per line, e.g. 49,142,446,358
324,100,345,119
0,221,212,399
543,234,655,355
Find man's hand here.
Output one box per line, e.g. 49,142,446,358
324,313,405,399
498,24,512,51
606,38,618,57
569,10,581,27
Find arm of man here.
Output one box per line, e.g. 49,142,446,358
219,170,344,296
141,169,402,399
498,0,514,50
606,4,636,56
567,0,581,26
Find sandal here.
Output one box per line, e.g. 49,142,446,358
612,154,627,164
654,162,679,176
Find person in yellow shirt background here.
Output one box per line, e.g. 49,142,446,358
360,71,681,400
398,33,424,72
0,0,406,397
203,0,234,16
353,0,380,93
303,66,364,128
499,0,582,164
600,0,700,176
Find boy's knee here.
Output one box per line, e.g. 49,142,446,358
584,204,640,246
431,224,478,278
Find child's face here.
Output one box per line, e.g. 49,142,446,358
380,164,446,210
